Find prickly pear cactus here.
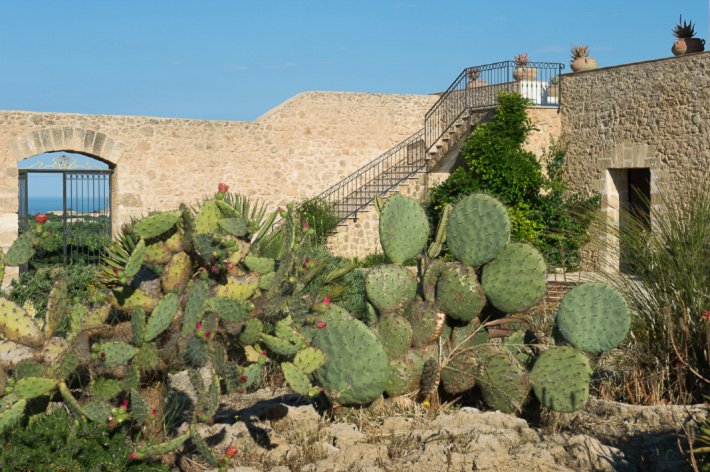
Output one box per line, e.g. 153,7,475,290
133,210,183,240
446,193,511,267
0,298,43,347
403,300,446,348
476,349,530,414
530,346,592,413
376,314,413,359
311,314,389,405
378,194,430,264
3,233,35,267
482,242,547,313
555,282,631,354
435,263,486,322
365,264,417,315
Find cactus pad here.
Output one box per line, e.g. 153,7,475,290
476,350,530,413
3,233,35,266
530,346,592,413
133,210,182,240
161,251,192,293
312,316,389,405
436,263,486,322
194,200,223,233
365,264,417,315
0,298,43,347
376,314,413,359
182,279,209,338
124,238,146,279
239,319,263,346
294,347,326,374
0,399,26,434
215,274,259,301
144,293,179,341
446,193,511,267
93,341,138,368
14,377,58,399
403,300,446,347
44,276,69,339
281,362,312,395
218,217,249,237
386,358,420,397
482,242,547,313
555,282,631,354
378,194,430,263
243,255,276,274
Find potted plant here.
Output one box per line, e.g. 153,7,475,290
546,76,559,104
570,45,598,72
672,15,705,56
466,67,487,88
512,53,537,81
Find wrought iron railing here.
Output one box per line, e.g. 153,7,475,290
272,59,564,230
425,60,564,151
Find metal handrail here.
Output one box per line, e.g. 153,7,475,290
272,59,564,230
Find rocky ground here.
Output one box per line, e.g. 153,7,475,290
164,374,707,472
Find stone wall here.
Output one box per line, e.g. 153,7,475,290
0,92,438,282
560,52,710,269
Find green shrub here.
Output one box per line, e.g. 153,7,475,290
298,197,340,244
0,409,168,471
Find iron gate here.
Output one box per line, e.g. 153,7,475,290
18,168,112,267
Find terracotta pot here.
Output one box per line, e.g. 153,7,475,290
513,66,537,81
466,79,488,88
570,57,598,72
672,38,706,56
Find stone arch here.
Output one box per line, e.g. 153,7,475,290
7,127,125,165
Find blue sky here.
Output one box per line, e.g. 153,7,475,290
0,0,707,121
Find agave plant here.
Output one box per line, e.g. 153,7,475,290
513,52,529,66
570,45,590,60
673,15,696,39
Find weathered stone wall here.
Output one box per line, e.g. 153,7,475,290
0,92,438,282
560,52,710,269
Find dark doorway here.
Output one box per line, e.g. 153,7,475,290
628,168,651,230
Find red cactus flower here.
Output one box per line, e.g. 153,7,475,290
322,296,331,306
239,375,248,383
301,220,309,229
703,310,710,321
196,321,203,331
128,453,138,460
204,331,211,340
302,258,310,269
99,352,106,359
210,264,221,274
316,321,327,329
226,262,236,271
120,399,129,410
261,350,268,357
35,213,49,225
113,268,120,276
150,408,158,418
218,183,230,193
225,445,238,458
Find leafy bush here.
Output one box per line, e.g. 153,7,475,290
598,180,710,403
30,213,111,266
298,197,340,244
429,94,599,269
0,409,168,471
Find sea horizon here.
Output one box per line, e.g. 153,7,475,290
28,196,108,215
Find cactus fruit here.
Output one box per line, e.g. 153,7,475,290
365,264,417,315
530,346,592,412
205,297,250,323
239,319,263,346
555,282,631,354
402,301,446,348
293,347,326,374
0,399,26,434
161,251,192,293
482,242,547,313
133,210,183,240
312,316,389,405
13,377,57,399
44,276,69,339
3,233,35,266
243,255,276,274
218,217,249,237
93,341,138,368
435,263,486,322
446,193,511,267
0,298,43,347
144,293,179,342
124,238,146,279
281,362,313,395
378,194,430,263
376,314,413,359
